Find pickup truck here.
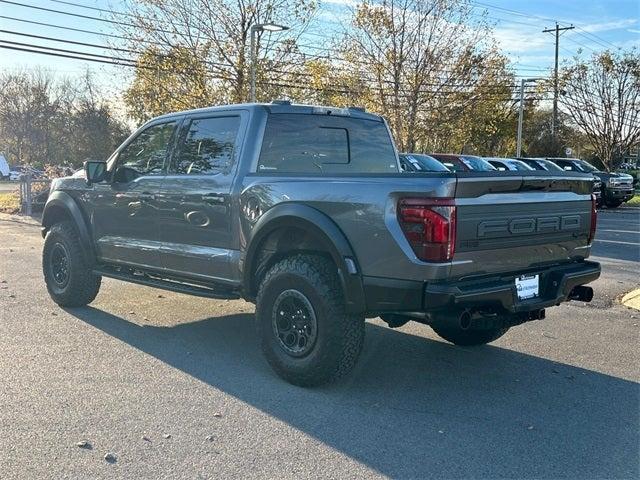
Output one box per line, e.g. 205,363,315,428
41,101,601,386
550,158,634,208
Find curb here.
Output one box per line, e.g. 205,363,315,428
621,289,640,311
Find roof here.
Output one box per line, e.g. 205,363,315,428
153,101,383,123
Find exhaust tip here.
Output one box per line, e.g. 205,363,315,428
569,286,594,302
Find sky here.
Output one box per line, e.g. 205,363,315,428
0,0,638,99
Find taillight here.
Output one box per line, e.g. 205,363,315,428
398,198,457,262
588,193,597,244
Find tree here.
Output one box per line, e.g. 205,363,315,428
0,69,129,168
118,0,317,119
559,49,640,170
329,0,515,152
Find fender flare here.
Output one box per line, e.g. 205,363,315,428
42,191,96,265
243,203,366,313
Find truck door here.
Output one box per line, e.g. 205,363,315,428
155,111,246,283
91,120,178,269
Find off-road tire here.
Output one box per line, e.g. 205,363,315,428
605,199,623,208
431,324,509,346
43,221,101,307
256,254,365,387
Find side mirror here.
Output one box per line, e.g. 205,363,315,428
84,160,107,186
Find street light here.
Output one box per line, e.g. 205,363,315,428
250,23,290,102
516,77,543,158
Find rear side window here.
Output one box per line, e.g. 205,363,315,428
173,116,241,175
258,114,398,174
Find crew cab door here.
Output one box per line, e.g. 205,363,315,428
91,120,179,269
155,111,246,283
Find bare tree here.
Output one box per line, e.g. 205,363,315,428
559,49,640,170
0,68,129,168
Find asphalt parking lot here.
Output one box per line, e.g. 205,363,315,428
592,205,640,261
0,208,638,479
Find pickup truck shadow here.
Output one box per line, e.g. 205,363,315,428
68,307,638,479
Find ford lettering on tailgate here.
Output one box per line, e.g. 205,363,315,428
478,215,581,238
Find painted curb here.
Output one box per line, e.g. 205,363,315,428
621,289,640,311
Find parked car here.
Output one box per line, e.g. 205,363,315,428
518,158,564,172
399,153,450,172
0,154,10,180
41,101,600,386
485,158,534,172
429,153,496,172
518,157,602,205
551,158,634,208
8,165,45,181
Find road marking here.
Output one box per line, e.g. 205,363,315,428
594,239,640,246
598,229,640,234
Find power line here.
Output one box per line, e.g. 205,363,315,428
0,14,162,47
0,16,541,86
15,0,554,73
1,39,550,100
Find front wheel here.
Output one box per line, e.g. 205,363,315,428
256,254,365,387
43,221,101,307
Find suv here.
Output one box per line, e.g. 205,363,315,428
41,102,600,386
551,158,634,208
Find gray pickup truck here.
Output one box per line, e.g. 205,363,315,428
41,101,601,386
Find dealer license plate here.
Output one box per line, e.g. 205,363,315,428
515,274,539,300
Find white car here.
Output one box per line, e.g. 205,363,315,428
0,154,9,180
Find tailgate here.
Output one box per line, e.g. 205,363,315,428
451,172,594,279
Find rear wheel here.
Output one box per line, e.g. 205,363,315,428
605,199,623,208
43,221,101,307
431,323,509,346
256,254,365,387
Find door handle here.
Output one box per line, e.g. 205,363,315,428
202,193,225,204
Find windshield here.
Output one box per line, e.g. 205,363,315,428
401,154,449,172
540,160,563,171
506,160,534,171
460,156,496,171
574,160,600,173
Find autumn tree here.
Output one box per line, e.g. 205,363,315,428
559,49,640,170
117,0,317,118
328,0,514,152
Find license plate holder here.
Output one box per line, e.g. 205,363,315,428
515,274,539,301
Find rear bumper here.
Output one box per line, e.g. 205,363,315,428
362,260,601,314
424,260,601,313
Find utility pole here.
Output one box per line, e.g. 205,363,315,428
543,22,574,142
